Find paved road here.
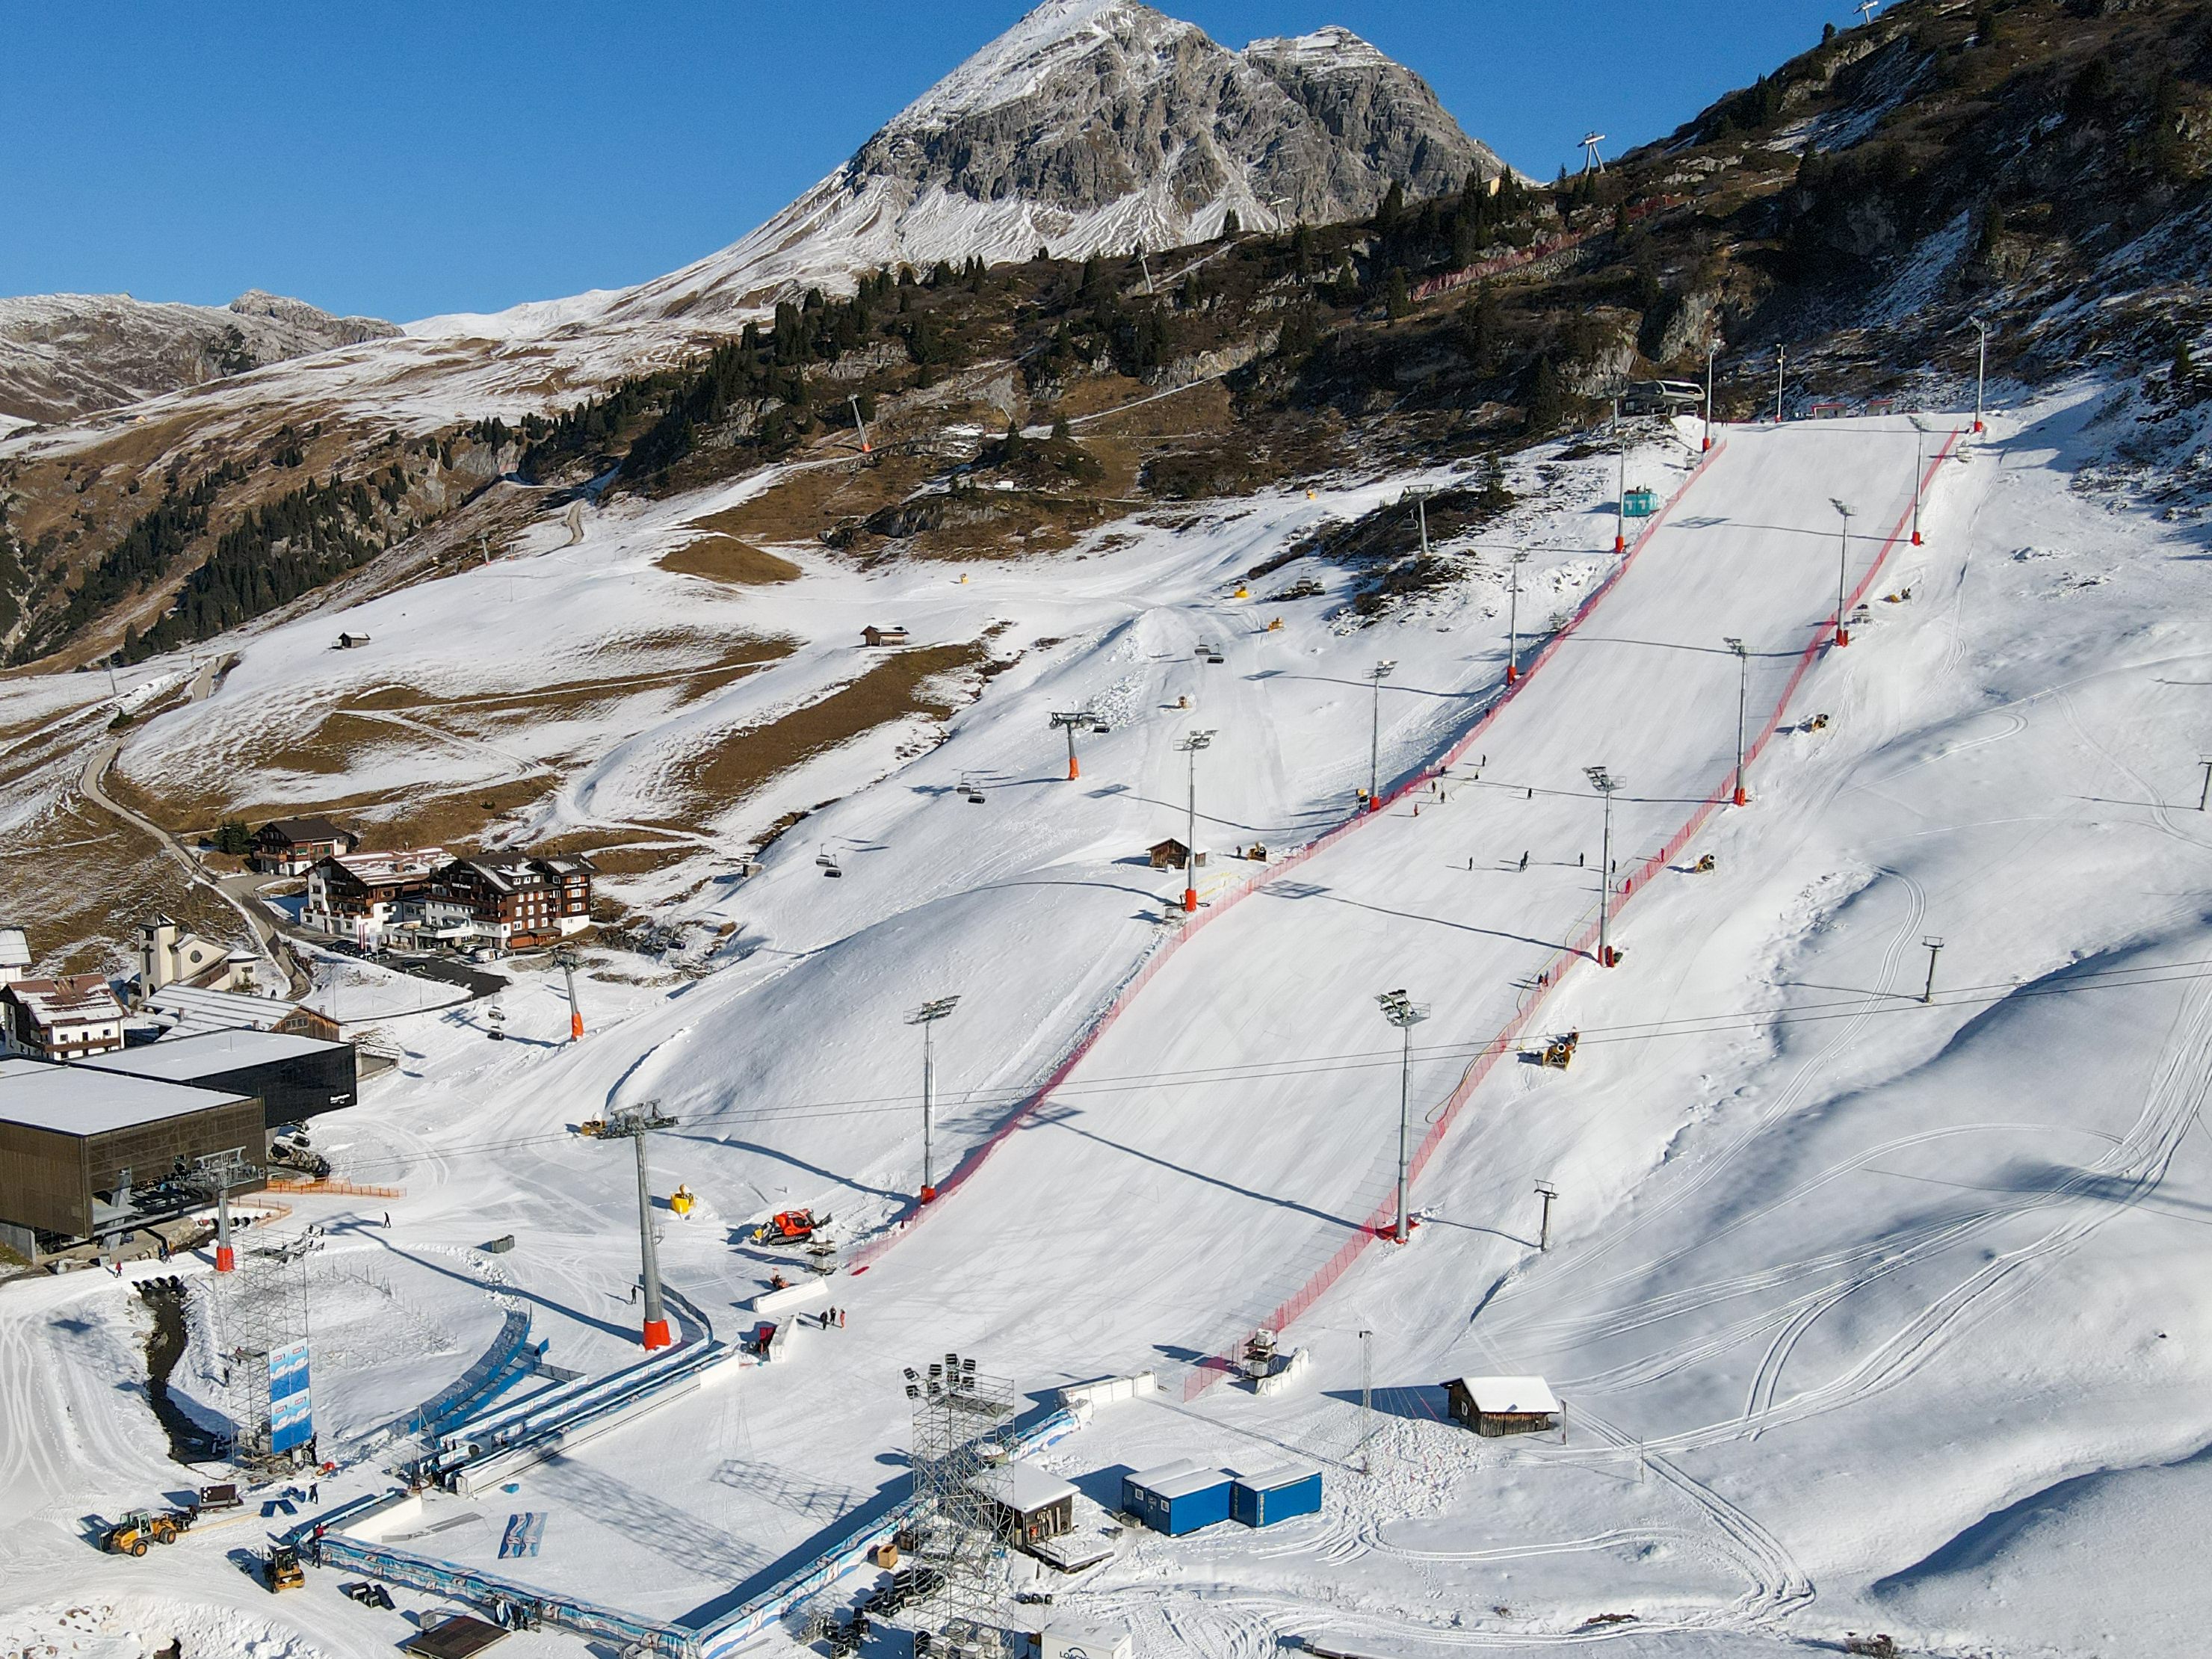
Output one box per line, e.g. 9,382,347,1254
73,655,314,999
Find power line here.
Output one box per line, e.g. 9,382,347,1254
332,956,2212,1175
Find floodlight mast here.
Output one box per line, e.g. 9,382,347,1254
848,394,873,455
1368,662,1397,811
1831,498,1856,646
1587,766,1621,966
1774,344,1786,425
1703,342,1720,453
1179,731,1214,912
1909,415,1929,546
909,996,961,1201
1376,990,1431,1243
1613,402,1628,554
1506,551,1529,685
557,948,584,1042
1725,638,1751,806
1971,317,1990,434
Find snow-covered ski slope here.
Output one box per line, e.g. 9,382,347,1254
13,389,2212,1658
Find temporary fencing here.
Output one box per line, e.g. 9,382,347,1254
1181,424,1965,1396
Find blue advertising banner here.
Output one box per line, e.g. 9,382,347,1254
268,1341,312,1453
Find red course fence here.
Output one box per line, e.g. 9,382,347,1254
849,434,1733,1278
1179,423,1965,1395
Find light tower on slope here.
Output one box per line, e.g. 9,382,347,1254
1830,498,1856,647
1586,765,1622,968
1376,989,1430,1244
1367,662,1397,811
1909,415,1930,546
908,996,961,1202
1505,550,1530,685
1724,637,1752,806
1178,731,1215,912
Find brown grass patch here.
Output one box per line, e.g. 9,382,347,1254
700,453,943,549
673,641,985,818
658,536,801,585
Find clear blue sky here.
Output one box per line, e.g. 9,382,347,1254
4,2,1841,323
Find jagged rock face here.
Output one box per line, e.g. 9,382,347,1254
612,0,1501,322
848,6,1487,227
0,289,398,425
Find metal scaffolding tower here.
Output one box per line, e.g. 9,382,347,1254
209,1229,321,1465
903,1351,1019,1655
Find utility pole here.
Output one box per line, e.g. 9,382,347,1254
1137,245,1155,296
847,395,873,455
1703,342,1719,453
556,950,583,1042
1534,1180,1557,1251
1613,399,1628,553
1413,489,1430,558
1971,317,1989,434
1051,710,1101,781
1505,552,1528,685
1178,731,1214,913
908,996,960,1201
2199,758,2212,812
1830,498,1856,647
602,1103,677,1350
1376,990,1430,1244
1367,662,1397,812
1909,415,1929,546
1725,637,1750,806
1773,344,1786,425
1921,937,1944,1004
1586,766,1620,967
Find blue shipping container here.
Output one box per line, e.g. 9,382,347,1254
1230,1462,1322,1527
1123,1462,1233,1536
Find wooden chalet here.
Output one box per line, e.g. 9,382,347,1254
861,625,910,647
1147,838,1205,871
1445,1375,1562,1438
251,815,359,874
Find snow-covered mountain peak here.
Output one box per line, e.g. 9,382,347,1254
889,0,1198,134
1243,24,1392,71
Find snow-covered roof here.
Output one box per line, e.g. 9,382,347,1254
1126,1456,1199,1489
0,1057,255,1136
327,847,445,880
3,974,123,1028
1453,1376,1560,1415
966,1460,1078,1513
1140,1465,1232,1501
1232,1460,1319,1492
76,1028,343,1082
146,983,297,1035
0,927,29,970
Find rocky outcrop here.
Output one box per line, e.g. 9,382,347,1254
608,0,1504,324
0,290,398,425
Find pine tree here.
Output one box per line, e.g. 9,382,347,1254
1385,268,1412,320
1375,181,1406,235
1222,209,1241,238
1526,357,1564,434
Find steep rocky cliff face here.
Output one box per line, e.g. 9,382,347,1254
602,0,1503,324
0,290,398,425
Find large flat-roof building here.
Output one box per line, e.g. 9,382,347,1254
79,1030,358,1131
0,1057,265,1258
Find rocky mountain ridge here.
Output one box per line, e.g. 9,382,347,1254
0,289,398,426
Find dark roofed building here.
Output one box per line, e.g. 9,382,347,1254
80,1029,358,1131
435,853,595,948
252,816,359,875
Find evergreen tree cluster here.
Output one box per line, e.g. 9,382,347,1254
130,472,391,660
26,463,245,659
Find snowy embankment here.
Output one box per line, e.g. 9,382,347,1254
8,388,2212,1658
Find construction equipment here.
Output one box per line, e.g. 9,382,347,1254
669,1184,696,1218
102,1508,192,1555
265,1542,305,1592
574,1117,608,1139
271,1139,331,1179
750,1208,828,1246
1540,1031,1581,1070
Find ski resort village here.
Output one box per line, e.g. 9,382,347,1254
3,1,2211,1655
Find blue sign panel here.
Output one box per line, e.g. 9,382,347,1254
268,1341,313,1453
